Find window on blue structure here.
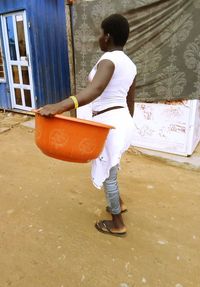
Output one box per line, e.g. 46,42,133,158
0,40,5,82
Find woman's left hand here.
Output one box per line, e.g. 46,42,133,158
36,103,64,117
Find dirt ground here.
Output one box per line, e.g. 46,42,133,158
0,114,200,287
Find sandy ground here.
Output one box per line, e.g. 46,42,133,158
0,116,200,287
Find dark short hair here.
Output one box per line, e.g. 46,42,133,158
101,14,129,46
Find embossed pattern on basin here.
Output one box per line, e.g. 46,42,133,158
35,113,114,163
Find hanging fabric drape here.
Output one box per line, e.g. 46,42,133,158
73,0,200,102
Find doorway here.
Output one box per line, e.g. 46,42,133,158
1,11,35,111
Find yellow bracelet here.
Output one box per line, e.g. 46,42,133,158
69,96,79,109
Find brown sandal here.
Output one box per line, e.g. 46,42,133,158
95,220,127,237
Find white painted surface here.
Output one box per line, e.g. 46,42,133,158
132,100,200,156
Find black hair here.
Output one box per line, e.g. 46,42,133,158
101,14,129,46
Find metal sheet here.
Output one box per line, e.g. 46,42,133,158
0,0,71,110
0,82,11,109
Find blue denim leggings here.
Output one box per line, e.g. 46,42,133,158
103,165,121,215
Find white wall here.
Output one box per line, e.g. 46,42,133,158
132,100,200,156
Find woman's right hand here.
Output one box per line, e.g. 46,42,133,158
36,103,65,117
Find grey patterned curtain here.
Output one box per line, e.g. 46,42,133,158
73,0,200,102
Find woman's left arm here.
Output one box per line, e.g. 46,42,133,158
126,78,136,117
37,60,114,116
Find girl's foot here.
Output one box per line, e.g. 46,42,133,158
95,220,127,237
95,213,126,237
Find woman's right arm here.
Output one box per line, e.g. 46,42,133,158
38,60,115,117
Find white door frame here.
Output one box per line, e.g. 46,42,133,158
1,11,35,111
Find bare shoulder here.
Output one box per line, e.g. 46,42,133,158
97,59,115,70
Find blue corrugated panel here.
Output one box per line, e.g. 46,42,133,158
0,0,71,110
0,0,25,14
27,0,71,107
0,83,12,109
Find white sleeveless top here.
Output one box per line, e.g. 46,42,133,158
88,50,137,111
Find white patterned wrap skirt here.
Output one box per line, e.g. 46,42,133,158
91,107,134,189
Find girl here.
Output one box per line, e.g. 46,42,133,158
38,14,137,237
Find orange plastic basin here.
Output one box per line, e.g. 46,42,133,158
35,113,114,163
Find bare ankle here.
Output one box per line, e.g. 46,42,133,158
112,213,125,228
